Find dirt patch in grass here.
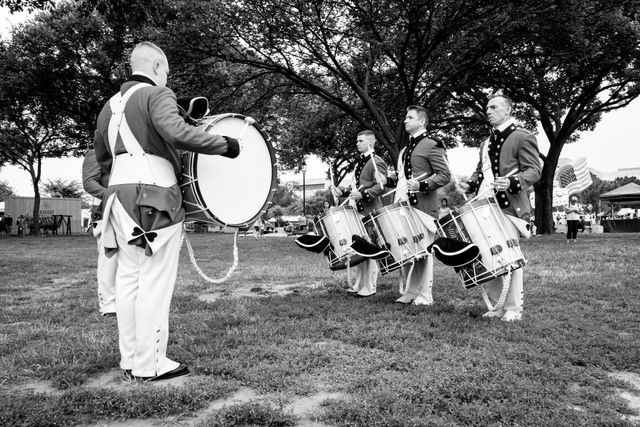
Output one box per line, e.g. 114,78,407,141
199,282,324,303
285,391,348,426
12,380,62,396
190,386,347,427
610,371,640,423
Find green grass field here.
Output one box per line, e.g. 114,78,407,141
1,231,639,426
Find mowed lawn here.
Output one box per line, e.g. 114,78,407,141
1,231,639,426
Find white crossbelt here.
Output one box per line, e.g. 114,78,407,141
107,83,177,188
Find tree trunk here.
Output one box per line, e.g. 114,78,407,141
30,175,41,237
534,138,564,234
534,175,554,234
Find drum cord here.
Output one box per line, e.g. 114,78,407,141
346,256,352,290
481,269,511,312
399,260,415,295
182,229,239,284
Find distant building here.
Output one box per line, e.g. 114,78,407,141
589,166,640,181
284,177,328,198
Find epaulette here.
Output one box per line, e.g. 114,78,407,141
515,127,533,135
432,138,446,150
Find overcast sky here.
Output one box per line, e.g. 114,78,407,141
1,6,638,196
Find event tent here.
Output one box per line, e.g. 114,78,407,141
599,182,640,203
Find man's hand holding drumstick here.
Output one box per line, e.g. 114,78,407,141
456,168,519,195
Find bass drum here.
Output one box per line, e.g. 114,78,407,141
180,113,277,227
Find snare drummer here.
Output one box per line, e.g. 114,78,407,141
331,130,388,297
93,42,241,381
457,92,541,322
394,105,451,305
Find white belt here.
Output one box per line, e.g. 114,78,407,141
109,153,177,187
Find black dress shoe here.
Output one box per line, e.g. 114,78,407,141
102,312,117,318
134,364,190,382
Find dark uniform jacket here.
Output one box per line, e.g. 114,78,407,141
93,75,239,253
468,122,541,219
342,153,388,216
402,131,451,216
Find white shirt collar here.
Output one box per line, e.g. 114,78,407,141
132,71,158,86
495,118,516,133
411,128,427,138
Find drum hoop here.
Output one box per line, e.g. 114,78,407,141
190,113,278,227
369,200,410,218
318,205,357,222
455,197,494,216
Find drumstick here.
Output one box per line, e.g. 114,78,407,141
381,172,428,197
329,164,339,206
237,116,256,140
368,150,384,189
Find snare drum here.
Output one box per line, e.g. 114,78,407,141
363,201,432,275
437,197,526,288
315,206,367,270
180,113,277,227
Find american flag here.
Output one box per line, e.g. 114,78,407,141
555,157,592,195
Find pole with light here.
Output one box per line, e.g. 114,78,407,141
301,161,307,218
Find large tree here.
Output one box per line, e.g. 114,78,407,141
40,178,83,198
160,0,518,164
0,0,52,12
0,2,127,234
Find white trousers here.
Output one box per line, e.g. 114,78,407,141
397,254,434,305
352,260,378,296
483,215,525,315
483,267,524,315
96,229,117,314
109,199,182,377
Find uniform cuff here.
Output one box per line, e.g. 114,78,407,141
385,177,396,188
466,180,478,194
222,137,240,158
419,181,429,192
507,176,522,194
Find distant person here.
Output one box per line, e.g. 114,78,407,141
17,216,24,237
0,217,7,238
582,212,592,233
565,196,581,242
438,198,451,219
254,216,265,239
5,215,12,235
530,216,537,236
322,200,331,212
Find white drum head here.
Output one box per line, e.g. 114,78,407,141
195,114,276,226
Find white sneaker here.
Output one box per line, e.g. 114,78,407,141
395,293,415,304
412,294,434,306
501,311,522,322
482,309,505,318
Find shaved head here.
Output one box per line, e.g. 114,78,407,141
129,42,169,87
